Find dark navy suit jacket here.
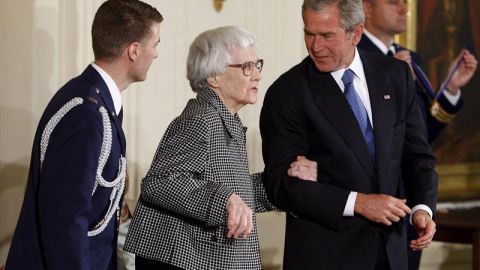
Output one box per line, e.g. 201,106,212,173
358,34,464,143
260,52,438,270
6,65,126,270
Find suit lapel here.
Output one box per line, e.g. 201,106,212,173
82,66,127,155
360,52,395,183
306,58,374,175
359,35,384,55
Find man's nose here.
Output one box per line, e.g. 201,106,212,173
312,35,325,51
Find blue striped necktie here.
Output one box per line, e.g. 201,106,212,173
342,69,376,162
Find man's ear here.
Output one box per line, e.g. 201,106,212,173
207,76,220,88
127,42,140,61
352,23,364,46
363,1,373,19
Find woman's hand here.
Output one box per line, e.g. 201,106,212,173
226,193,253,238
288,156,317,181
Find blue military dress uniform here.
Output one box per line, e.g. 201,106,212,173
6,65,126,270
358,35,464,143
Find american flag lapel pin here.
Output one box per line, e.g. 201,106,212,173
384,94,391,100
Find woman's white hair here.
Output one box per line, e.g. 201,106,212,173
187,25,257,92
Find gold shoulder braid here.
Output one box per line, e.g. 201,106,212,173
430,100,456,124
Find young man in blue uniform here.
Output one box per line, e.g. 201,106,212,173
360,0,477,144
6,1,163,269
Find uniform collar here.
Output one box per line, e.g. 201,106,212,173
363,30,396,55
91,63,122,115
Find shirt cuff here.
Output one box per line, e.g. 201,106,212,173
409,204,433,225
443,88,461,106
343,191,357,216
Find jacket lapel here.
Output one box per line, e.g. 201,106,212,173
305,58,374,175
82,66,127,155
198,88,246,145
360,52,395,185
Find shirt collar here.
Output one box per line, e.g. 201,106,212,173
330,47,367,90
91,63,122,114
363,30,396,55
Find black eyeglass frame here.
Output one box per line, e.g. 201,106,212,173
228,59,264,76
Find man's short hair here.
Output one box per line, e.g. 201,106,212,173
302,0,364,32
92,0,163,62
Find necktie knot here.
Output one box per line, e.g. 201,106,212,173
387,44,397,56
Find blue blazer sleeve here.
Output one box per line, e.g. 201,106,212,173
39,104,102,270
411,50,464,143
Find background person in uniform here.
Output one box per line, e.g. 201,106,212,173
124,25,317,270
260,0,438,269
5,1,163,269
360,0,477,144
359,1,477,269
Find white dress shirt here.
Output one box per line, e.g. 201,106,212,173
91,63,122,115
334,47,433,221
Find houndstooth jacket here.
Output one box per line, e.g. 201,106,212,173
124,88,275,270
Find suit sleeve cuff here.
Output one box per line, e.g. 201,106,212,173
443,89,461,106
409,204,433,225
343,191,357,216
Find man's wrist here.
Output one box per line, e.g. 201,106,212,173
446,86,460,95
410,204,433,225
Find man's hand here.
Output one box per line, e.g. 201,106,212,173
354,193,411,226
447,49,478,94
226,193,253,238
393,50,413,66
288,156,317,181
410,210,436,251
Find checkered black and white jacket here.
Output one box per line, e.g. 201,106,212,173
124,88,275,270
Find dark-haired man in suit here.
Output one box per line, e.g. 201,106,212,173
6,1,163,269
261,0,438,269
359,1,477,269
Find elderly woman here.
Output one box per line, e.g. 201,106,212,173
124,26,316,270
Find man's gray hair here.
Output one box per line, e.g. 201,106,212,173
302,0,364,32
187,25,257,92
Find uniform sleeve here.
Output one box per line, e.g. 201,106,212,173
425,91,464,143
39,105,101,270
140,116,233,227
413,51,463,143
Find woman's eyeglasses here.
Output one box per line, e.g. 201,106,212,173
228,59,264,76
